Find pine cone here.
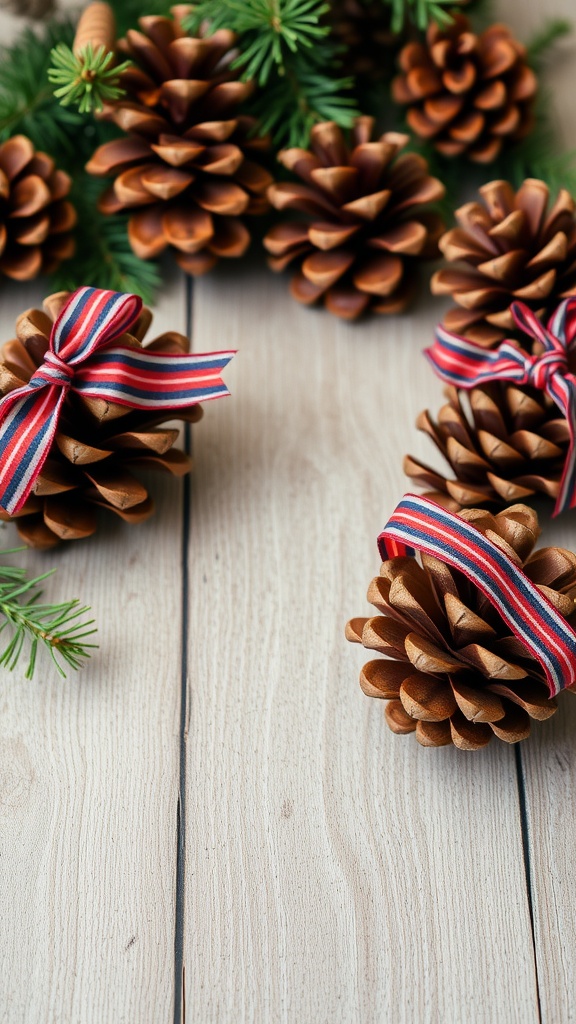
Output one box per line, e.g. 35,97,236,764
264,117,445,320
85,8,273,276
432,179,576,347
392,16,537,164
0,292,201,548
0,135,75,281
346,504,576,749
405,381,570,510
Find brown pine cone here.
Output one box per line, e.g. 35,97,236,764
0,135,75,281
264,117,445,320
432,179,576,347
0,291,202,548
346,504,576,749
404,381,570,510
392,15,537,164
85,8,273,276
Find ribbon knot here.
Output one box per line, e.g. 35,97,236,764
426,297,576,516
524,347,568,390
0,286,235,516
31,350,75,389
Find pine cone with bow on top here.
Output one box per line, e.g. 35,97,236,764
392,15,537,164
0,291,201,548
346,503,576,749
264,117,445,320
432,179,576,347
86,7,273,276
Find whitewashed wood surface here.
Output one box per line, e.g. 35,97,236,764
0,1,575,1022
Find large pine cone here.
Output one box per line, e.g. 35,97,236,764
346,504,576,750
392,16,537,163
86,8,272,276
0,291,201,548
404,381,569,510
264,117,445,320
0,135,76,281
432,179,576,347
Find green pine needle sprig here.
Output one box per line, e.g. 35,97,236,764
384,0,461,33
48,43,131,114
0,552,96,679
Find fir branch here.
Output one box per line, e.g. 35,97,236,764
526,18,572,73
0,551,96,679
185,0,333,83
0,20,88,161
50,174,161,305
48,43,131,114
384,0,458,33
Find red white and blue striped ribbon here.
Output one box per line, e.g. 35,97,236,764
0,287,234,515
425,297,576,516
378,494,576,696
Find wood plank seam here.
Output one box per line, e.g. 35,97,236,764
174,277,195,1024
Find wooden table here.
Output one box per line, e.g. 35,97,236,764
1,2,575,1021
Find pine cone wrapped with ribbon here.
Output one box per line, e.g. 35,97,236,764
346,495,576,750
406,298,576,515
0,287,233,547
263,117,445,320
85,8,273,275
431,179,576,347
392,16,537,163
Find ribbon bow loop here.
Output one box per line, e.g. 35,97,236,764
426,297,576,516
0,286,234,516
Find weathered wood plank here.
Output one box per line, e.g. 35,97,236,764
0,275,186,1023
185,264,539,1023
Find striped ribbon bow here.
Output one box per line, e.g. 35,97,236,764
378,494,576,696
426,297,576,516
0,286,234,516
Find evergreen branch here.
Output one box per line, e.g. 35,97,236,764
250,58,358,145
185,0,333,83
0,20,88,160
0,551,96,679
48,43,131,114
526,18,572,73
385,0,459,33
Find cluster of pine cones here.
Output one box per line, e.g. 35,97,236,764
0,5,550,323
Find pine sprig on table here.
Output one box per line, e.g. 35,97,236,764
0,553,96,679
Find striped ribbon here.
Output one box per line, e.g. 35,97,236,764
425,297,576,516
378,494,576,696
0,287,234,515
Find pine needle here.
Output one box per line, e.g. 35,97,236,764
48,43,131,114
0,551,97,679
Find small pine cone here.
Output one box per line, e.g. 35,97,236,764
0,135,76,281
264,117,445,321
392,15,537,164
432,179,576,347
0,292,202,548
346,504,576,750
86,8,273,276
404,381,569,510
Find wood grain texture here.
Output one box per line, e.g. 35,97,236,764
0,276,186,1024
185,267,539,1023
497,3,576,1022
